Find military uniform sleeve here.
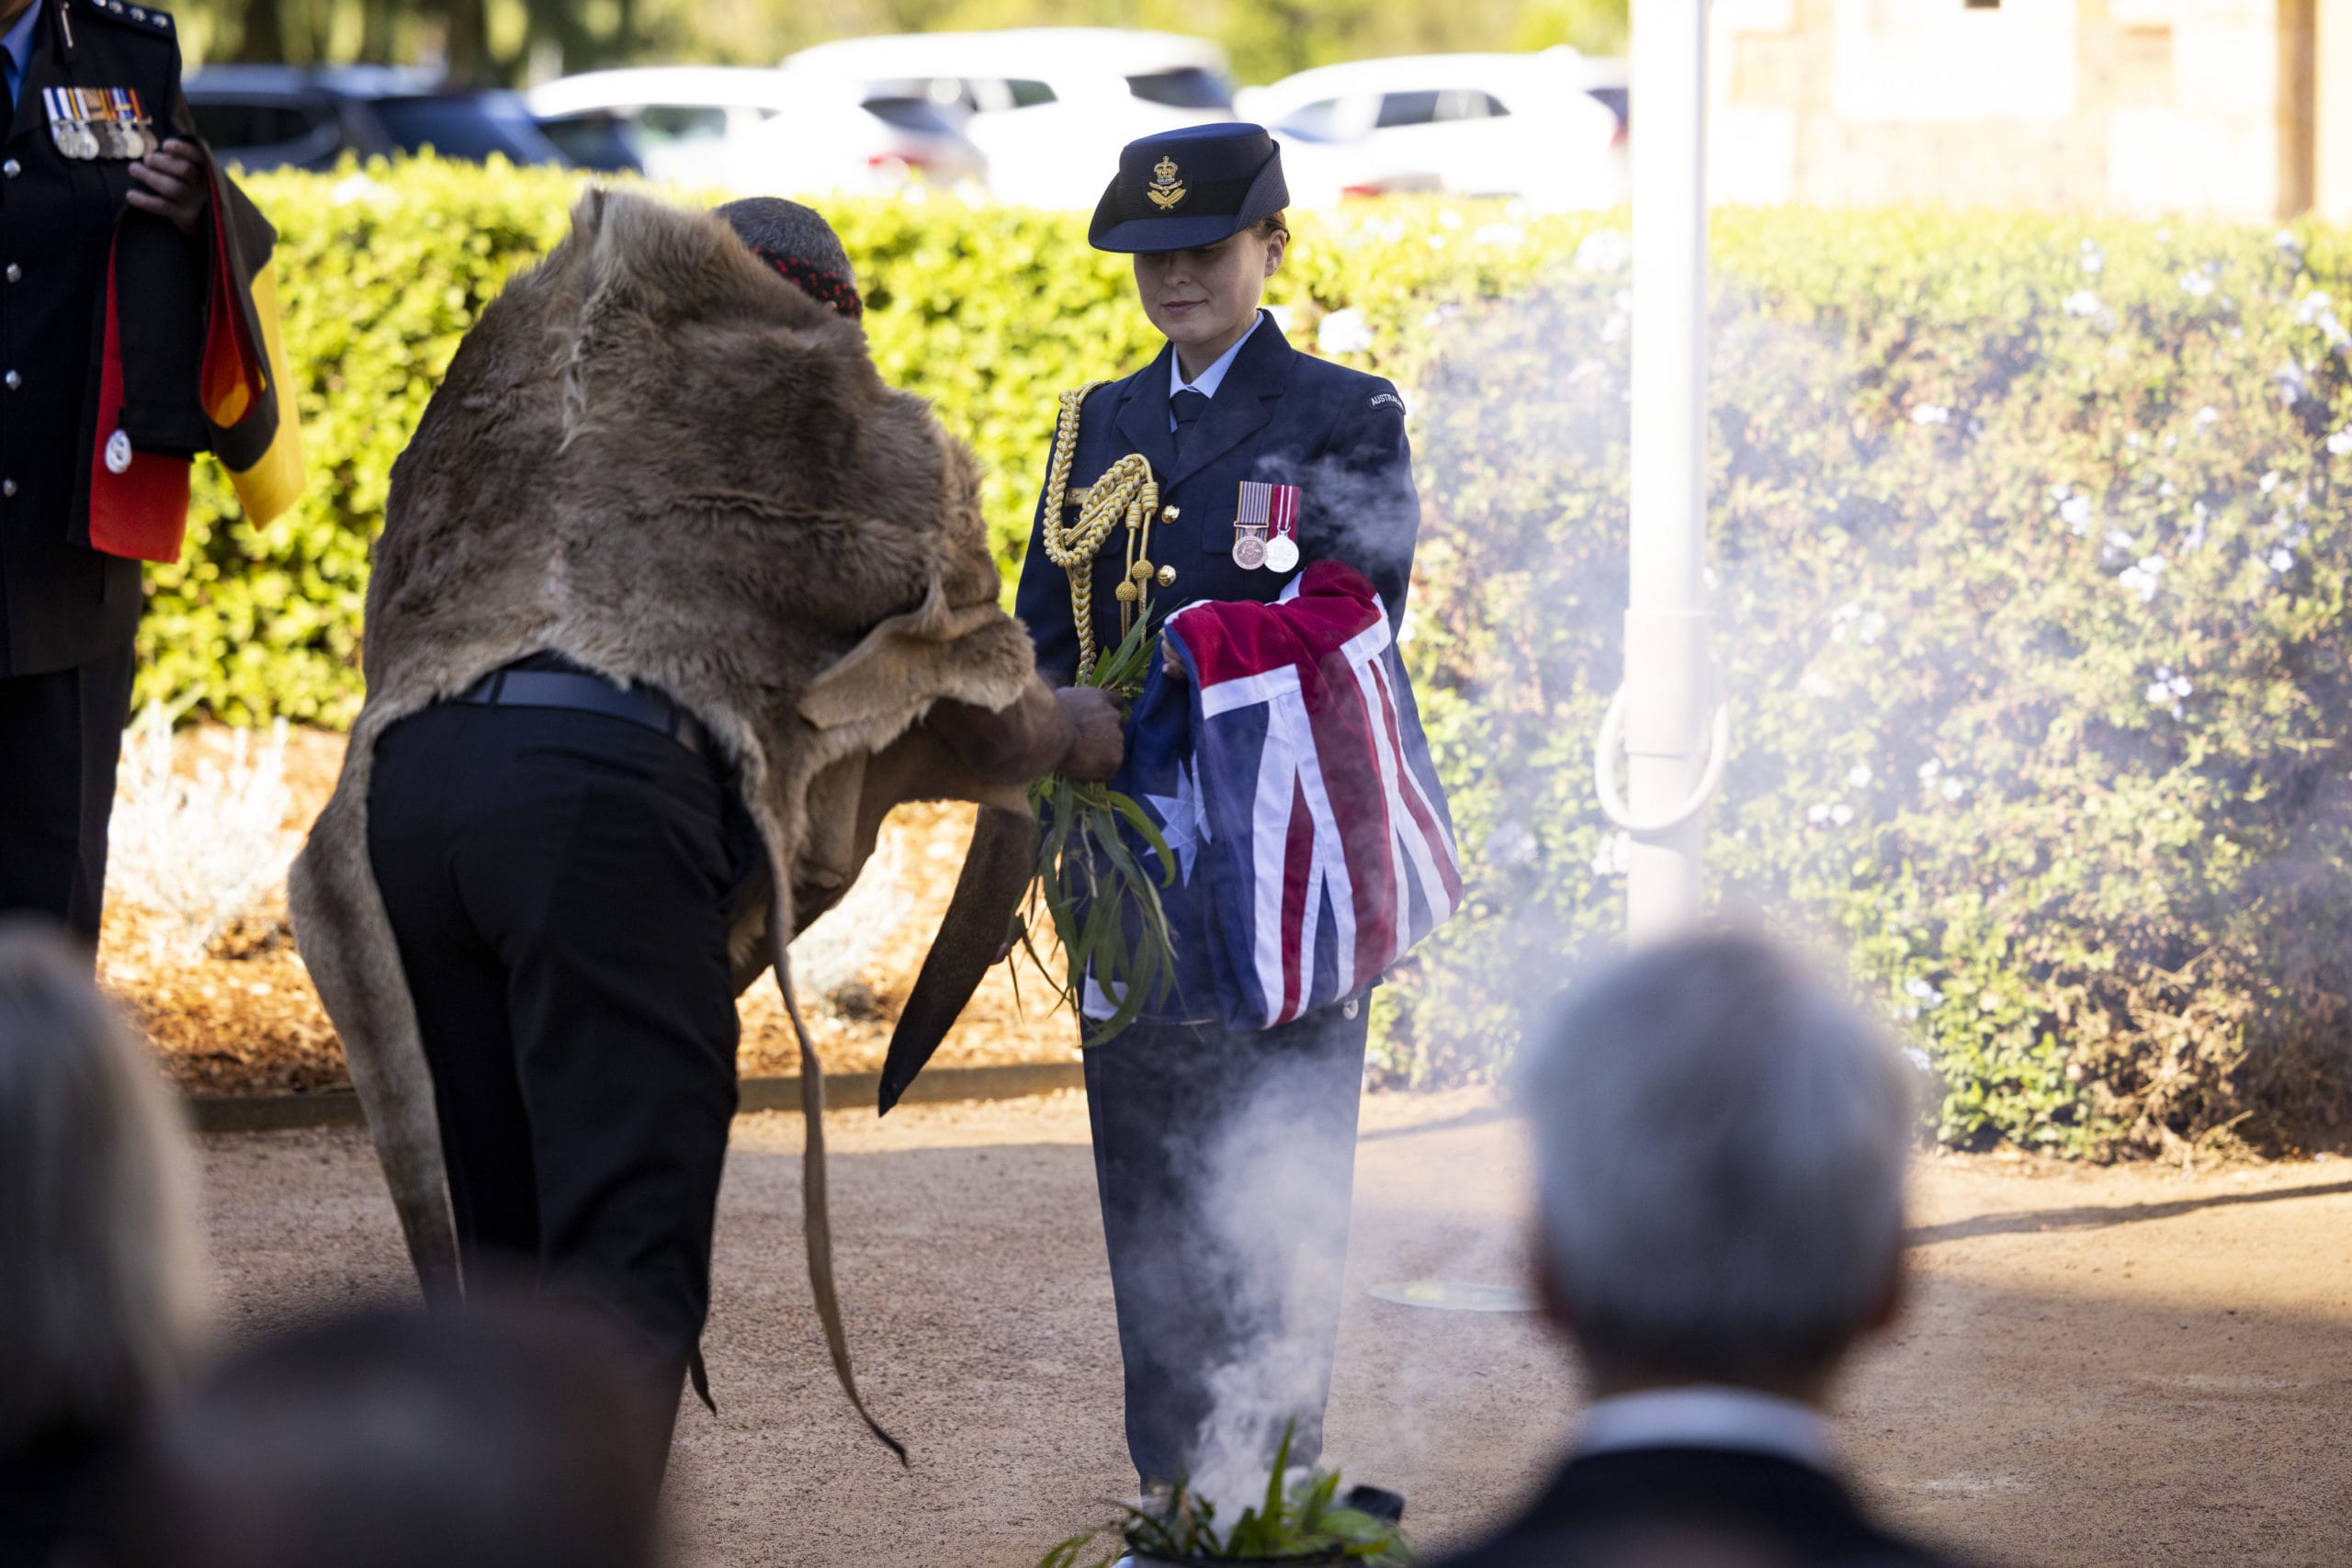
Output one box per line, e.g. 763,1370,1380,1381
1306,377,1419,632
1014,415,1082,687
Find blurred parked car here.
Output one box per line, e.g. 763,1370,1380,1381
1238,50,1625,209
781,28,1234,208
185,65,570,170
526,66,983,197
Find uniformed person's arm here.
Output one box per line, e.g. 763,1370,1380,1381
1312,378,1420,631
125,22,207,233
1013,413,1084,687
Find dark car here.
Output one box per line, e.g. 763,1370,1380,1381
183,64,579,171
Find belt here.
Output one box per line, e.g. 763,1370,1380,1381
456,665,710,760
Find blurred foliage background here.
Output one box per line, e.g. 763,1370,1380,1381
165,162,2352,1157
166,0,1627,85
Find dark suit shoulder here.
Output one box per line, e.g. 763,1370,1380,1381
71,0,181,42
1434,1451,1968,1568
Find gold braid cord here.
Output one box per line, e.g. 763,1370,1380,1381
1042,382,1162,673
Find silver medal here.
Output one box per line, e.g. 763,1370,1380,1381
1231,532,1267,570
1264,535,1300,573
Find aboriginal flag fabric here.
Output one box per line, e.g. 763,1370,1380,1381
1094,559,1463,1031
81,147,304,563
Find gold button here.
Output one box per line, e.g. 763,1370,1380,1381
1156,566,1178,587
1161,505,1181,523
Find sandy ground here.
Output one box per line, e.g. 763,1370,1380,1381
198,1089,2352,1568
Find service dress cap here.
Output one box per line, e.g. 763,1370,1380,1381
1088,122,1290,254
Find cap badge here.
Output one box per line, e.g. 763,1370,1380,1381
1147,154,1189,210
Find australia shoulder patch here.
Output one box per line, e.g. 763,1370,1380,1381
1369,390,1407,414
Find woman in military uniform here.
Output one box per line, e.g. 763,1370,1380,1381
1012,122,1421,1494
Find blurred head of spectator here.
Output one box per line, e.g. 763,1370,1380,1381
1436,931,1962,1568
1529,930,1914,1402
87,1303,667,1568
0,918,205,1558
716,196,863,319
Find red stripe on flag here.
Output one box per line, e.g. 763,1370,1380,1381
1278,776,1316,1023
1306,643,1398,987
1372,656,1464,906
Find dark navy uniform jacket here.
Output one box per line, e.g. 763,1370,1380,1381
1014,311,1419,686
0,0,199,676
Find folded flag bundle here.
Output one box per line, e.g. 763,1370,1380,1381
81,147,304,563
1091,559,1463,1031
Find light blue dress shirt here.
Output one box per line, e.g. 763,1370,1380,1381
2,2,42,116
1167,308,1266,428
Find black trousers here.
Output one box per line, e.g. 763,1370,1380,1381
0,640,137,945
368,701,744,1408
1083,1000,1370,1488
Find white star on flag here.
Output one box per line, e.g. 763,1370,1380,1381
1143,757,1209,884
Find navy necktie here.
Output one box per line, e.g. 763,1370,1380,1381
1170,388,1210,453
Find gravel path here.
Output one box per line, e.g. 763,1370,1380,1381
198,1089,2352,1567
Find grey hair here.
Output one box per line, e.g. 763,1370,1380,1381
0,920,205,1450
1523,931,1915,1389
713,197,854,284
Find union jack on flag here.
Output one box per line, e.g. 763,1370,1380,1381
1090,559,1463,1032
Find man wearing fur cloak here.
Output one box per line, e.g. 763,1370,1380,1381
288,194,1121,1453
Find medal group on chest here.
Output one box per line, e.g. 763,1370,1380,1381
45,85,159,160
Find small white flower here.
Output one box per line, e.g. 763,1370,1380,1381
2169,673,2193,698
1917,760,1943,783
1472,222,1524,248
2261,470,2282,493
1848,762,1874,788
1940,778,1967,801
2180,271,2216,298
2328,430,2352,457
2061,495,2093,528
2105,527,2136,550
1426,233,1446,251
2145,679,2173,705
1317,308,1374,356
1903,1045,1935,1071
1806,802,1833,825
1904,978,1946,1010
1858,611,1887,645
1588,829,1632,879
1574,228,1631,274
2194,406,2220,428
2064,290,2103,318
2048,483,2074,503
2277,229,2303,252
2158,480,2177,499
2079,241,2105,276
1438,208,1464,231
2297,289,2334,325
1829,803,1855,827
2270,547,2296,572
1912,404,1951,425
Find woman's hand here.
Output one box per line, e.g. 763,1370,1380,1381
1054,686,1125,782
126,139,209,235
1161,640,1185,682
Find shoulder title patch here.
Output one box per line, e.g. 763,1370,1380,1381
1370,391,1405,413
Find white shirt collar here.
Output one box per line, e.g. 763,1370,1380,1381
1170,310,1266,404
1576,1386,1838,1470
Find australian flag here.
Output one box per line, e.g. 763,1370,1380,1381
1090,559,1464,1032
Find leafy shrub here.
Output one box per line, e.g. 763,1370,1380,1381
159,161,2352,1155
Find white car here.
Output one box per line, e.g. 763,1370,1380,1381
782,29,1236,209
1238,50,1626,210
526,66,987,197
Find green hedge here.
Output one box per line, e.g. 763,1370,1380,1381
162,161,2352,1156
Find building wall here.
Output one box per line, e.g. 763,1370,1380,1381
1707,0,2310,221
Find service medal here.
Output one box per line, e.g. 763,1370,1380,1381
1237,480,1303,573
1232,531,1268,570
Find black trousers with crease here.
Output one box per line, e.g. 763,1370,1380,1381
0,639,137,945
1083,999,1371,1489
368,700,746,1428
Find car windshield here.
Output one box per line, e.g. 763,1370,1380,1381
372,95,563,164
861,96,962,135
1276,98,1349,143
1125,68,1233,110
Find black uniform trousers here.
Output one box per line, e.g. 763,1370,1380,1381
1083,999,1371,1488
367,700,744,1426
0,640,137,944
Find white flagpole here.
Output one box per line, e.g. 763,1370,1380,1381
1596,0,1724,941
